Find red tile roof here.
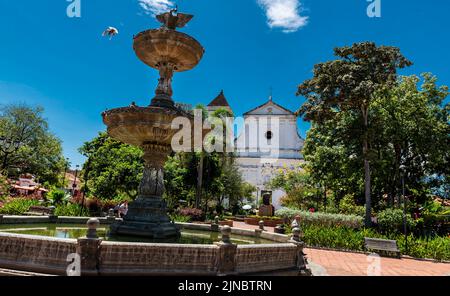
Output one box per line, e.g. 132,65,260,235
208,90,231,107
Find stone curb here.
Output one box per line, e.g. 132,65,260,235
0,268,56,276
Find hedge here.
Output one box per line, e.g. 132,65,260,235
276,208,363,229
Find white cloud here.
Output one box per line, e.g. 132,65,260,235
257,0,308,33
138,0,175,15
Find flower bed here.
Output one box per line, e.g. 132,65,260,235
244,216,285,227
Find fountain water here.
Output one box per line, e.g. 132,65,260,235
102,9,204,239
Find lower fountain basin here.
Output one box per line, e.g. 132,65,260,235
0,223,275,245
0,218,310,276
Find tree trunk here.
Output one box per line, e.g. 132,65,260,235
195,153,204,209
362,106,372,227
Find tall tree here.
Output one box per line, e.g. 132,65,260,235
0,104,66,185
297,42,412,226
300,74,449,211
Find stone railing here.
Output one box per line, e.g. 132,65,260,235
0,233,77,275
100,242,218,275
0,215,117,225
235,244,298,274
0,219,311,276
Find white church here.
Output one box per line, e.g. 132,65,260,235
207,91,305,210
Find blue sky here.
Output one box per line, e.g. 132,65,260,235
0,0,449,168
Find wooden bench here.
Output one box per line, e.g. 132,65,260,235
24,206,54,216
364,237,401,258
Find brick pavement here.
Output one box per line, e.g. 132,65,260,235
232,221,450,276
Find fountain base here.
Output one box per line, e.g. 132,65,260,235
110,220,179,239
109,195,180,239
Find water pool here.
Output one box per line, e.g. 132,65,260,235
0,223,276,245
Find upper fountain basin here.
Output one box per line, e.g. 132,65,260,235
102,106,186,147
133,29,204,72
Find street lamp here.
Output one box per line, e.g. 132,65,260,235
72,165,80,196
400,164,408,253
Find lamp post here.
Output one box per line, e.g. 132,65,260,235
256,186,260,208
400,164,408,254
80,159,91,216
63,158,69,190
72,165,79,197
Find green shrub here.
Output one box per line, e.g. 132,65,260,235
55,203,89,217
301,225,450,261
47,189,70,205
0,198,39,215
0,174,9,199
170,213,192,223
377,208,416,234
395,235,449,261
276,208,363,229
339,194,365,217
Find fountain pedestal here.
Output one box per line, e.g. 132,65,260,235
103,9,204,239
110,144,178,238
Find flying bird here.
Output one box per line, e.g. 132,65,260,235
102,27,119,40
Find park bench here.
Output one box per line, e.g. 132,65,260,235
364,237,401,258
24,206,54,216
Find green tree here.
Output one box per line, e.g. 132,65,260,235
164,151,251,216
0,104,66,185
79,132,144,200
268,168,318,210
370,74,449,203
297,42,412,226
300,74,449,213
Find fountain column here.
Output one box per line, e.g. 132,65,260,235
110,144,178,238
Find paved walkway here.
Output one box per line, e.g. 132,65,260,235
232,221,450,276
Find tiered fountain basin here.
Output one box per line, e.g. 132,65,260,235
103,106,185,147
0,216,307,276
133,29,204,72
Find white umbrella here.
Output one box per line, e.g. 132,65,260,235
102,27,119,40
242,205,252,210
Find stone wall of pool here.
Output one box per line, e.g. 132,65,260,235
0,216,311,276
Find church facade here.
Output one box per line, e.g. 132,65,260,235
207,91,305,210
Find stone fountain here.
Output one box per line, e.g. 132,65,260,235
102,9,204,238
